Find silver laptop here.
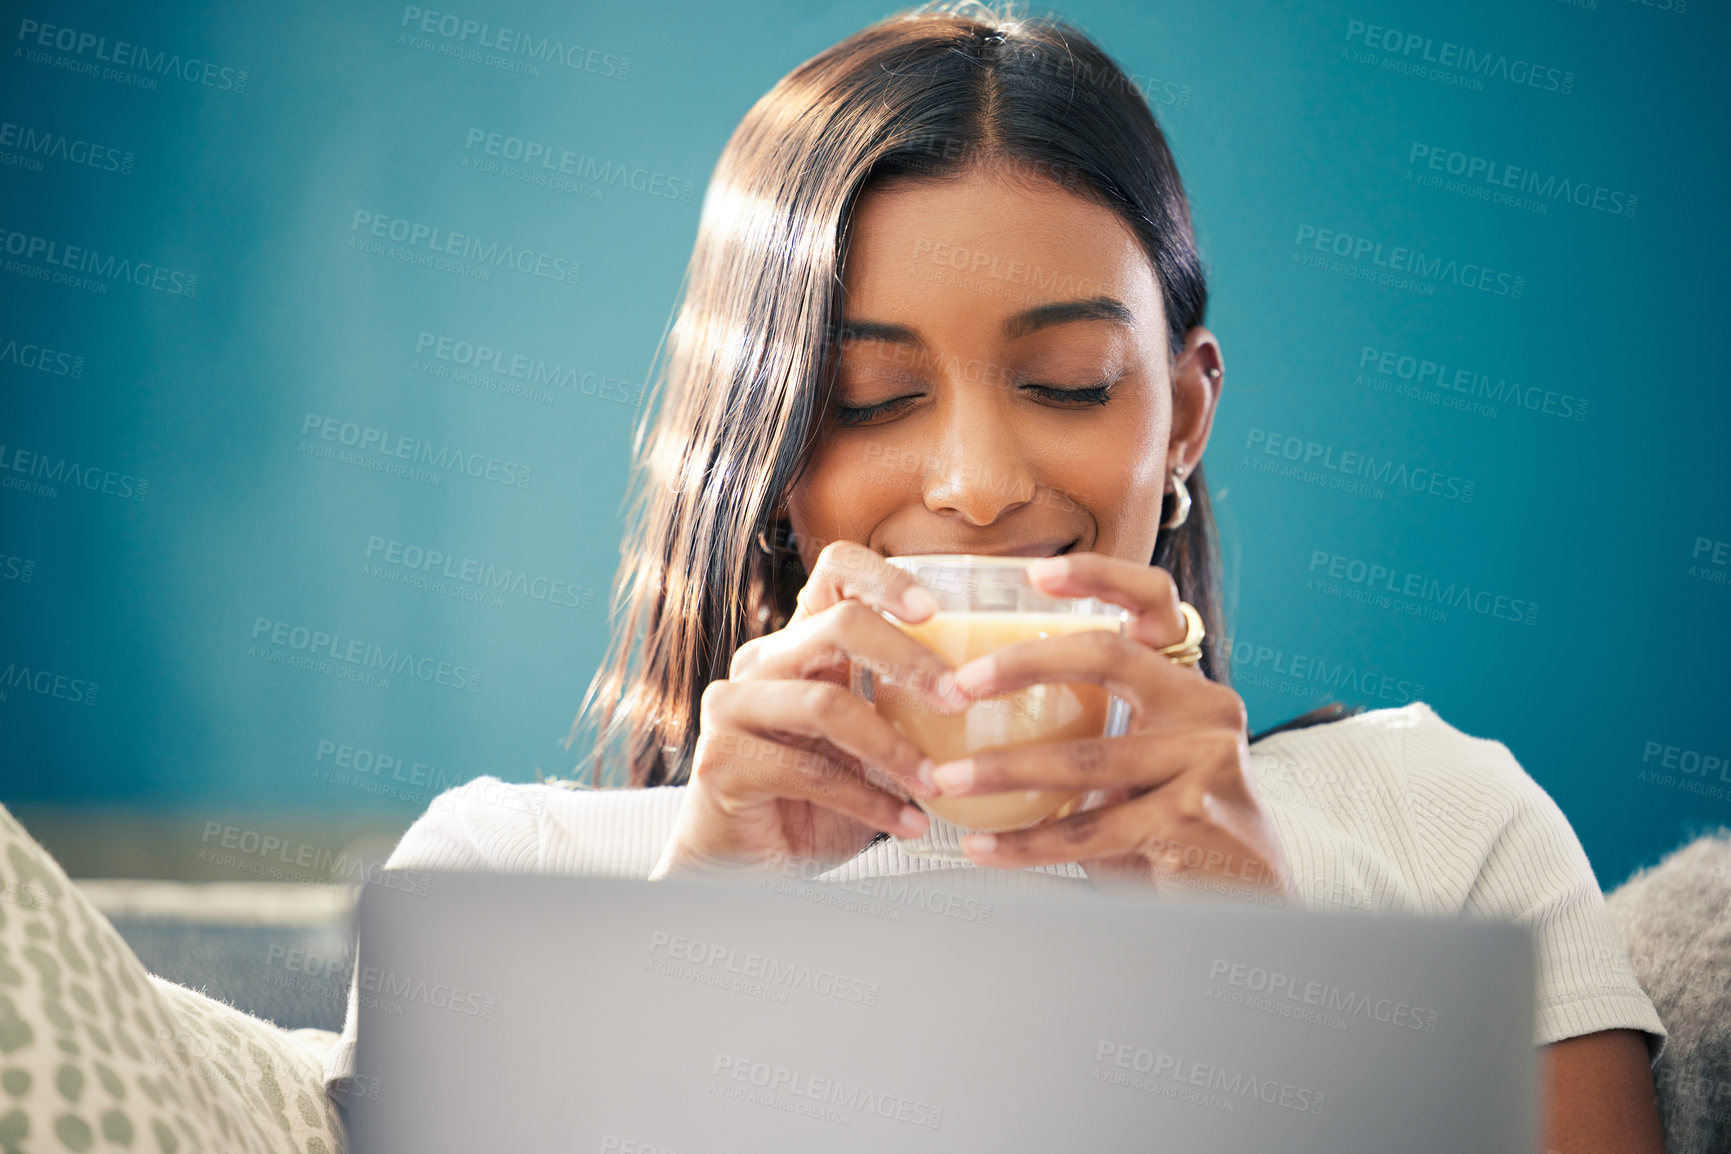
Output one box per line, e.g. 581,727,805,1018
344,865,1536,1152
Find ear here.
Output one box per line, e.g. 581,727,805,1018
763,499,802,564
1167,326,1223,479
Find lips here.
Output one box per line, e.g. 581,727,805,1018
888,538,1078,558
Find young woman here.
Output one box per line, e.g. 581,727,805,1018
0,5,1661,1153
322,7,1670,1150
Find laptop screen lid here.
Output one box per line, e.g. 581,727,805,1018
347,865,1536,1153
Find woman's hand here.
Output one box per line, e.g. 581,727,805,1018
928,552,1298,902
649,541,970,880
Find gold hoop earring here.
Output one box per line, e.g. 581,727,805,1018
1161,468,1191,530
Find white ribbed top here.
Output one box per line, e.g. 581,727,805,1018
323,701,1664,1087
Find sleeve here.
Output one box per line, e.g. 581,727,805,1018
1407,705,1668,1061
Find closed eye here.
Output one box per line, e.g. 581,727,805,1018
833,394,918,426
833,379,1118,427
1027,381,1113,407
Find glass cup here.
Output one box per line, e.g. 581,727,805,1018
849,554,1131,863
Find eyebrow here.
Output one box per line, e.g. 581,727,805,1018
836,295,1135,346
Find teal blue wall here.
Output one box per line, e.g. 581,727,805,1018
2,0,1726,887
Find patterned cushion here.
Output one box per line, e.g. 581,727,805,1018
0,803,346,1153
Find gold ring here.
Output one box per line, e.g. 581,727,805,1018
1156,601,1205,667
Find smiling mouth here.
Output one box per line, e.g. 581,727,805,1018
889,538,1078,559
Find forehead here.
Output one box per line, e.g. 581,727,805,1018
840,165,1163,334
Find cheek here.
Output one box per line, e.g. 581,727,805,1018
1079,395,1168,555
786,439,898,558
1125,417,1169,506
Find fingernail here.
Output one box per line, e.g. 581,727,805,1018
931,759,974,793
1026,557,1066,580
961,833,996,856
915,757,936,793
899,805,929,835
902,586,939,618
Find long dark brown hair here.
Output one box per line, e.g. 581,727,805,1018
569,2,1234,789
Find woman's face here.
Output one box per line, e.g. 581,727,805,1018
785,162,1222,569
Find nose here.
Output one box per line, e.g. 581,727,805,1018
918,385,1037,526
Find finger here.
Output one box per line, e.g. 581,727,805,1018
732,600,970,714
696,728,929,838
1024,553,1188,650
956,785,1195,869
949,627,1177,716
786,540,939,628
701,678,937,802
929,731,1188,797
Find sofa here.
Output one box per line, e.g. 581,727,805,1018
101,831,1731,1152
